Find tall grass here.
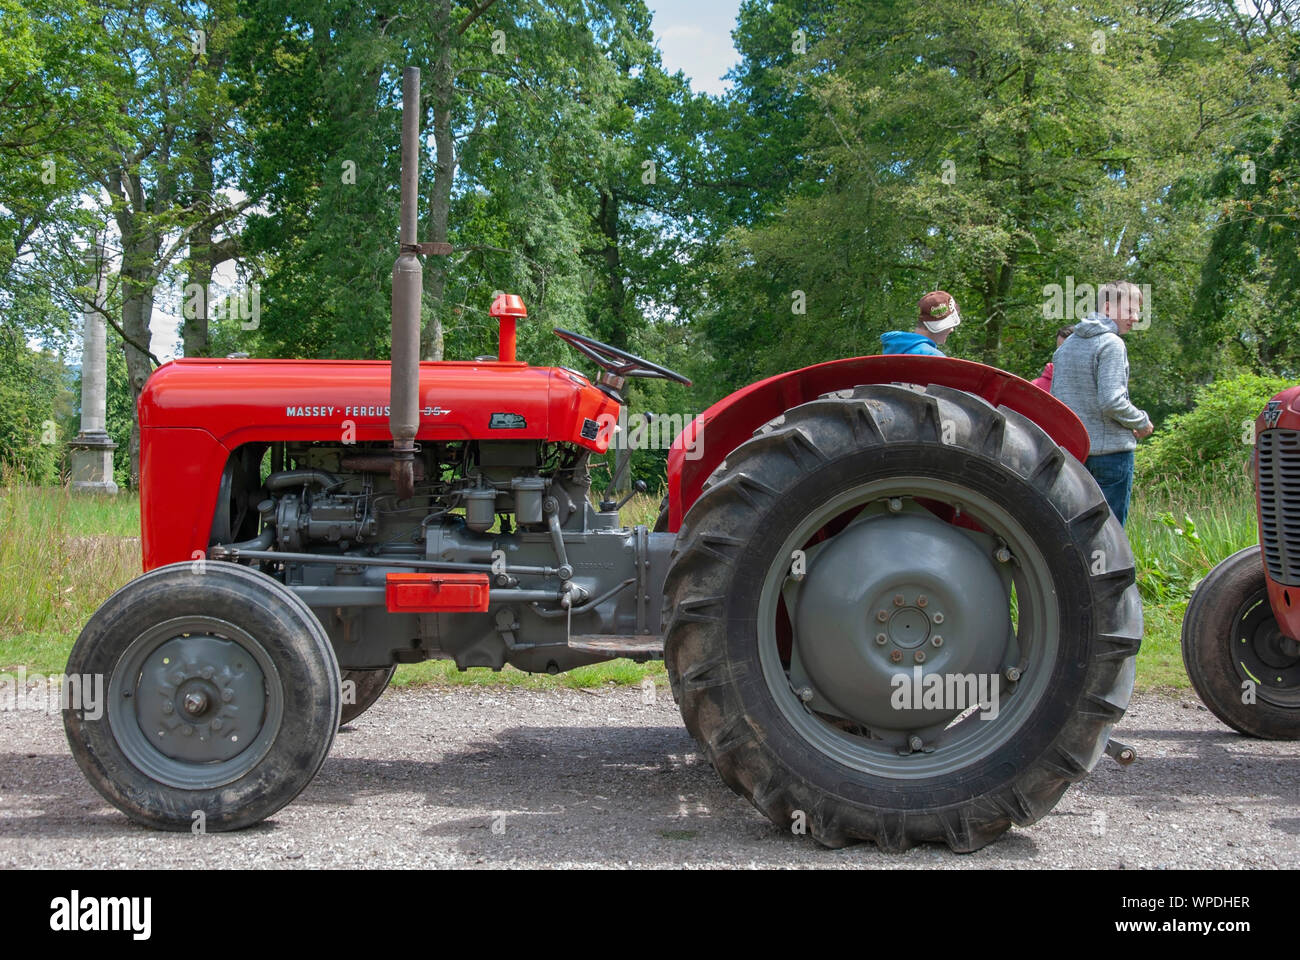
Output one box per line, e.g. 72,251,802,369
1129,462,1257,603
0,472,1260,691
0,473,141,671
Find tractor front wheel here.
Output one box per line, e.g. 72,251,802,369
663,383,1142,852
64,561,341,831
1182,546,1300,739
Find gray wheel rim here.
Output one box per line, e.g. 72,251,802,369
757,475,1060,779
108,616,284,790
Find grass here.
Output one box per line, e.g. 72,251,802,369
0,477,1258,694
0,480,141,677
1127,463,1258,689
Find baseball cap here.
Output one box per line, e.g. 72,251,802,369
919,291,961,333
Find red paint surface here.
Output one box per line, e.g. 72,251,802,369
138,358,619,569
385,572,491,612
665,355,1090,531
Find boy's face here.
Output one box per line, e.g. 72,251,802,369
1108,292,1142,334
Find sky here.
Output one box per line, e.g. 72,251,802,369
645,0,743,97
143,2,743,359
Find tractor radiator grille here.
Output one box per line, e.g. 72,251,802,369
1258,429,1300,585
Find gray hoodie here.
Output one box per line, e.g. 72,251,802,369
1049,314,1150,456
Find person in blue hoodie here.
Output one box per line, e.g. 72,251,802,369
880,291,961,356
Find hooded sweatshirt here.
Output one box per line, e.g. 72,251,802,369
880,331,944,356
1050,314,1150,455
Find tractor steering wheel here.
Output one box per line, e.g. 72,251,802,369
553,328,692,385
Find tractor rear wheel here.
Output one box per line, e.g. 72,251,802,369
64,561,341,831
340,665,397,727
663,383,1141,852
1182,546,1300,739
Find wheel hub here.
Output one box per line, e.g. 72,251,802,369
789,511,1011,731
887,606,930,648
137,634,266,763
1239,599,1300,692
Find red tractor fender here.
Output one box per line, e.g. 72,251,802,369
665,355,1089,532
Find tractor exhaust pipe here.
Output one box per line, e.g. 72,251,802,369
390,65,422,501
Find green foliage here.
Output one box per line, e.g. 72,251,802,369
0,328,74,483
1137,373,1292,481
2,0,1299,503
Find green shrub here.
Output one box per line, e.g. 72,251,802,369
1136,373,1292,483
0,331,72,485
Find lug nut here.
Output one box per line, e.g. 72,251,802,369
889,650,903,663
908,736,923,751
931,635,943,647
875,633,887,645
797,687,814,702
995,547,1011,563
932,612,944,624
914,650,926,663
917,595,928,607
893,594,904,607
161,700,174,715
888,498,902,512
1005,667,1021,682
877,610,889,622
211,718,223,731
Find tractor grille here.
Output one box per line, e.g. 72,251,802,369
1258,429,1300,585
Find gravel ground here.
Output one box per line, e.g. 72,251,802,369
1,686,1297,868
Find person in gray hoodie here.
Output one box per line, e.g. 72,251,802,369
1050,281,1153,525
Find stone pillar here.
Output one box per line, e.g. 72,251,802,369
70,241,118,495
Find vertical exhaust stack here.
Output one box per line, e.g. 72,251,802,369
390,66,422,501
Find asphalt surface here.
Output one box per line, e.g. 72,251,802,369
1,686,1297,868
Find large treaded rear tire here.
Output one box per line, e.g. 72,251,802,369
1182,546,1300,739
663,383,1142,852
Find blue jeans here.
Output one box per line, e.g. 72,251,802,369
1085,450,1135,526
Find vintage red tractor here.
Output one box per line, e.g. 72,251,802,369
1182,389,1300,740
62,69,1142,851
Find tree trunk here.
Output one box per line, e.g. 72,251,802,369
598,188,628,348
120,277,155,486
110,169,161,487
422,0,455,361
182,120,215,357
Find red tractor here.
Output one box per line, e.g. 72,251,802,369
1182,389,1300,740
62,70,1142,851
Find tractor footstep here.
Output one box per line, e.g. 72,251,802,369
567,636,664,662
1105,738,1137,766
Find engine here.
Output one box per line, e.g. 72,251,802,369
211,437,672,674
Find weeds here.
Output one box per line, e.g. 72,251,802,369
0,475,1261,693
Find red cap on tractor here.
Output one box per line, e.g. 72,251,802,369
490,293,527,362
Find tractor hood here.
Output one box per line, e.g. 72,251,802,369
138,357,621,454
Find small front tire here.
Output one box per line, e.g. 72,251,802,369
1183,546,1300,739
64,561,341,831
